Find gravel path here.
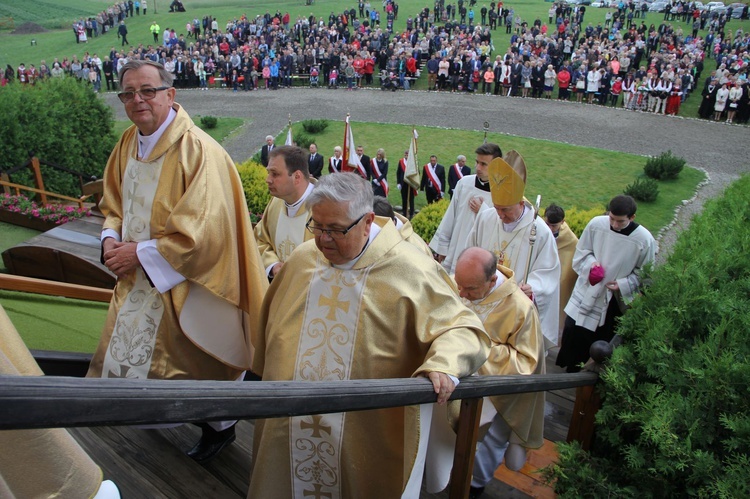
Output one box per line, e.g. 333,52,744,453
102,88,750,261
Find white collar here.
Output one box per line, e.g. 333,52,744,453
137,107,177,160
286,182,314,217
333,222,381,270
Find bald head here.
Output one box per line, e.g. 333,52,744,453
454,247,498,301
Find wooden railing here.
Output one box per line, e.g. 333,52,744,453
1,156,101,207
0,368,604,498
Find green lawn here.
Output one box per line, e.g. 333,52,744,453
286,120,705,233
113,116,245,142
2,0,744,117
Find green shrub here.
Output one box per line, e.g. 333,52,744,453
200,116,218,129
293,130,314,150
624,177,659,202
301,119,329,134
236,159,270,215
544,205,606,238
410,199,450,244
0,78,116,197
550,174,750,497
644,150,685,180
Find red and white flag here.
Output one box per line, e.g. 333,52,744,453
342,115,367,179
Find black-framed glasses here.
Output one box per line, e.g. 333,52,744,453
306,213,366,240
117,86,171,103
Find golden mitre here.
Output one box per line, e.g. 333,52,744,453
489,150,527,206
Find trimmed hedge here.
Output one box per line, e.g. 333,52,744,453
0,78,116,197
624,177,660,203
644,151,685,180
236,159,270,216
411,199,450,244
549,174,750,498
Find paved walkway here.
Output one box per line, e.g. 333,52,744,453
102,88,750,260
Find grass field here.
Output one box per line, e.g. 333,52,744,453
2,0,746,116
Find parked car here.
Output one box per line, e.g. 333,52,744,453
649,1,669,11
591,0,611,6
728,2,746,17
705,1,727,12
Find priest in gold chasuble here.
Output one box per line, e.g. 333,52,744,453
250,173,490,499
87,60,267,462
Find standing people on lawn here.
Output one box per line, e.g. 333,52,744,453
556,195,656,372
371,148,389,197
87,60,268,462
714,82,729,121
448,154,472,199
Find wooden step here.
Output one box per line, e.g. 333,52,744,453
492,438,557,498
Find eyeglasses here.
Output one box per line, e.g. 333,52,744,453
117,86,171,103
306,213,366,240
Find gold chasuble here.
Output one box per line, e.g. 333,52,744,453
250,219,489,499
468,266,546,450
555,221,579,335
88,104,267,381
254,196,315,269
0,305,103,498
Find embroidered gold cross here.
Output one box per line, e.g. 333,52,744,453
300,415,332,438
318,286,350,321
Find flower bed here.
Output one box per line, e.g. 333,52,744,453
0,193,90,230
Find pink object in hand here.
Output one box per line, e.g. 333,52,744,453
589,265,605,285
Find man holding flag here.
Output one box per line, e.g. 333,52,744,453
398,128,421,219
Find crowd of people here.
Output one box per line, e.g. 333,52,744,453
2,0,749,122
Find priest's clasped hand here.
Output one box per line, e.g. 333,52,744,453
103,239,140,278
425,371,456,405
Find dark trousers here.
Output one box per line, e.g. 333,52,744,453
425,188,442,204
556,298,621,372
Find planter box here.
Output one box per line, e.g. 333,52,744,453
0,208,58,232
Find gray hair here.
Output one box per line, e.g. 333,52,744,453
457,154,466,162
307,173,373,220
118,59,174,87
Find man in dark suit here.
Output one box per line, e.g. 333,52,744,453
353,145,371,180
260,135,275,167
308,143,324,179
511,57,523,96
420,154,445,204
448,154,471,198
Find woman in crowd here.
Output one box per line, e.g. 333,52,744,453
714,82,729,121
521,60,532,98
543,64,556,99
586,64,601,104
726,81,741,123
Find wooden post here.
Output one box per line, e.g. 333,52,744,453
0,172,10,195
29,157,47,205
566,383,601,451
448,397,483,499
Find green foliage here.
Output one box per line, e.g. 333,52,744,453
544,205,606,238
410,199,449,244
551,174,750,497
293,129,314,150
301,119,330,134
236,159,270,215
0,78,115,197
644,151,686,180
624,177,659,203
200,115,218,129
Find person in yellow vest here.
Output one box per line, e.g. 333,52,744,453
544,203,578,344
150,21,160,44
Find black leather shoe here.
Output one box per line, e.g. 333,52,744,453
469,486,485,499
187,424,236,463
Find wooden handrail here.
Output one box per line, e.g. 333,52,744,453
0,179,92,208
0,274,113,303
0,373,598,430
